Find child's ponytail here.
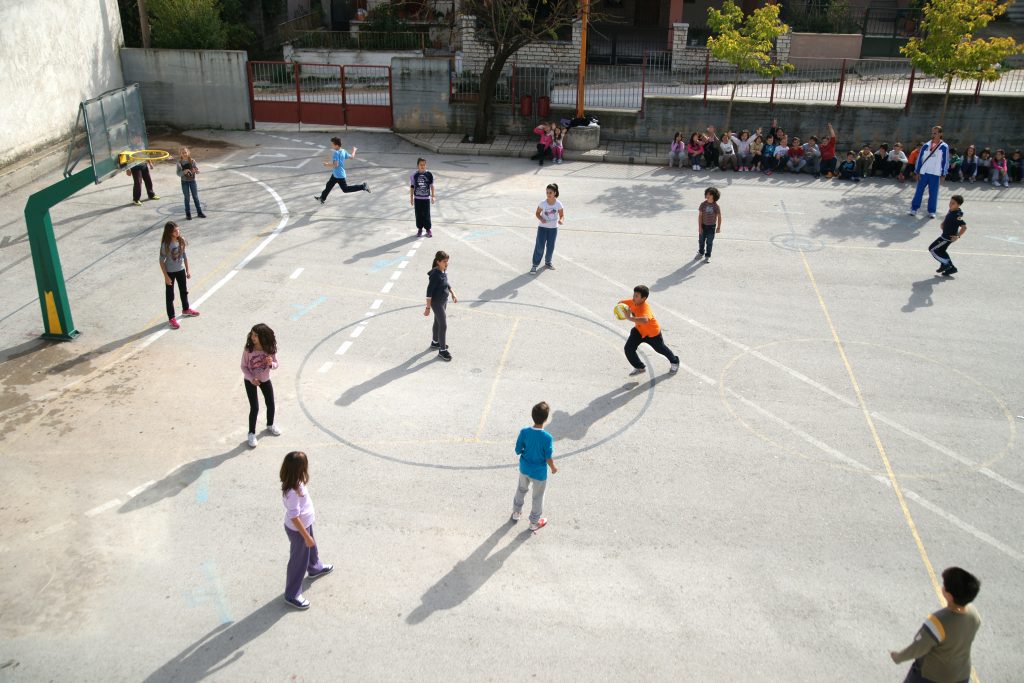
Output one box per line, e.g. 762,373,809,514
546,183,559,198
430,250,449,272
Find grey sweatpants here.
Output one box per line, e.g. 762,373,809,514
512,473,547,524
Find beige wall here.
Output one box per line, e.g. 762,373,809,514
789,33,862,65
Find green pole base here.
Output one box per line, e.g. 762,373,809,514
42,329,80,342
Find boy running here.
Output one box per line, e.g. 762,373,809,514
620,285,680,376
314,136,370,204
511,401,557,532
930,194,967,276
410,158,435,237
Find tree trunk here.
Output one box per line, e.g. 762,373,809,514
940,78,951,127
725,69,739,132
472,52,514,143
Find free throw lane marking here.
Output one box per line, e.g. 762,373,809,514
318,362,334,373
335,341,353,356
85,499,123,517
381,282,394,293
290,267,304,279
370,299,383,309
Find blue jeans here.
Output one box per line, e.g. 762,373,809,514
532,227,557,266
181,180,202,216
911,173,941,214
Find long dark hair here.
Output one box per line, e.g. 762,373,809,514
430,250,449,272
545,183,559,198
160,221,186,253
280,451,309,495
245,323,277,355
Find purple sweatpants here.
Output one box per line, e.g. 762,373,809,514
285,523,324,600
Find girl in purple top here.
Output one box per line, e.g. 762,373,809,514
280,451,332,610
242,323,280,448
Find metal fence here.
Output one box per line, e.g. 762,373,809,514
451,54,1024,113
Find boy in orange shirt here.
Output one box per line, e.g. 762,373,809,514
619,285,679,376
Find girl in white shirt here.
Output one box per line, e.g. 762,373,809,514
531,183,565,273
281,451,333,610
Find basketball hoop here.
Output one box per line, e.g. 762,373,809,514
118,149,171,167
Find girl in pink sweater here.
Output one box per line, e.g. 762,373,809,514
532,123,553,166
242,323,280,448
991,149,1009,187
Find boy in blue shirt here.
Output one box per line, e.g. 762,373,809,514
314,136,370,204
511,401,557,531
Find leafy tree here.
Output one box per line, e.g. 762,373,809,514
901,0,1024,124
150,0,228,49
706,0,792,131
461,0,583,142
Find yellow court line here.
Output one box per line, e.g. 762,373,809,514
798,249,984,681
799,250,944,598
474,317,520,442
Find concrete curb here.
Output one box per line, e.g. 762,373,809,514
395,133,670,167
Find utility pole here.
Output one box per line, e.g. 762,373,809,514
139,0,151,48
575,0,589,118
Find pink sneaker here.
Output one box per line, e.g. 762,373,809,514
182,308,200,317
168,318,180,329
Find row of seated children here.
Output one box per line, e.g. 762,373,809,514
866,143,1021,187
669,123,842,178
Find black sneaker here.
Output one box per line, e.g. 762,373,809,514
197,212,207,218
430,340,440,348
936,266,946,273
545,262,555,270
530,265,538,273
438,349,452,361
943,266,958,276
313,194,324,204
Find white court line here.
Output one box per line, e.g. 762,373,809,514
390,271,403,281
125,481,156,498
41,520,73,536
458,231,1024,566
397,260,409,269
350,325,366,339
335,341,353,356
499,228,1024,496
381,282,394,293
370,299,383,309
406,250,417,257
364,312,374,318
290,267,304,279
411,241,423,249
85,499,122,517
317,362,334,373
138,171,290,351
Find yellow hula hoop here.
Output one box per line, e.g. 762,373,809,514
118,149,171,166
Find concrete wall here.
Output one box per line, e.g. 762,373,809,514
789,33,862,64
120,49,252,130
392,57,456,133
0,0,124,168
392,62,1024,151
285,46,421,66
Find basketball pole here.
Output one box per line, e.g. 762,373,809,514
23,167,96,340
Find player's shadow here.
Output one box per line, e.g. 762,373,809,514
590,183,687,218
651,258,705,292
808,191,922,247
405,521,530,625
141,597,288,682
471,272,537,308
336,349,435,406
344,235,419,264
548,380,651,441
902,275,947,312
118,444,248,513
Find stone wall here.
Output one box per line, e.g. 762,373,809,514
670,23,791,71
459,15,582,70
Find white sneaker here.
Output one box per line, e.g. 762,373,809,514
511,511,522,521
247,432,258,448
928,213,936,219
670,362,679,374
268,424,282,436
907,210,917,217
629,367,645,376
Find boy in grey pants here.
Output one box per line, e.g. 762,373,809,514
511,402,558,531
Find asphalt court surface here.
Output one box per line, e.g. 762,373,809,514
0,128,1022,681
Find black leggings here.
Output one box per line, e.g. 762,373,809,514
244,379,275,433
131,165,154,202
165,269,190,319
320,176,365,201
431,299,448,349
414,200,432,230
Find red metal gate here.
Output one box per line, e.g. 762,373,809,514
248,61,393,128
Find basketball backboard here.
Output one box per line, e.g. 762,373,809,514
64,83,148,183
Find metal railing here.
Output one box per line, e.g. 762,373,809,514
451,54,1024,113
279,12,320,43
290,30,427,51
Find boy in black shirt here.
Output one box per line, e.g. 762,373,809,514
410,158,435,238
930,194,967,275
